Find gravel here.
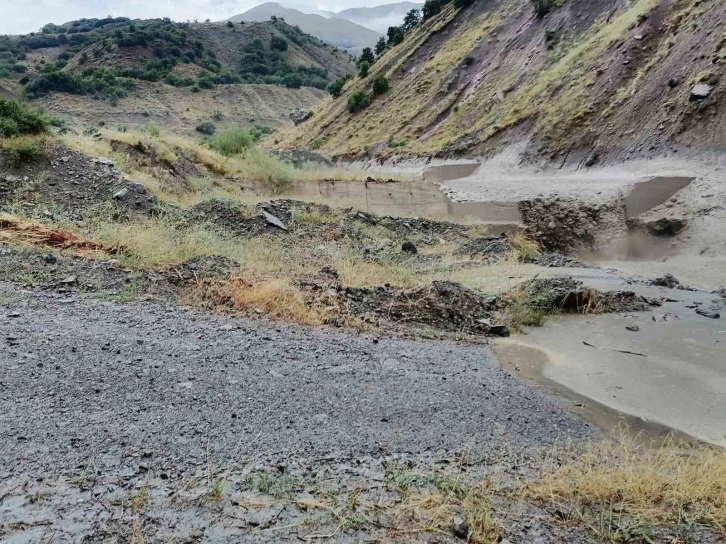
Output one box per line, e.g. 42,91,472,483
0,282,596,476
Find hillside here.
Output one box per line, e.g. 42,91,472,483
229,3,382,53
0,17,356,132
334,2,424,33
274,0,725,165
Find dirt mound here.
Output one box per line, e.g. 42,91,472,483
454,235,512,260
519,197,627,253
513,278,658,315
0,142,156,218
186,200,263,235
335,280,499,335
167,255,236,284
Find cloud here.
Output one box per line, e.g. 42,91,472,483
0,0,417,35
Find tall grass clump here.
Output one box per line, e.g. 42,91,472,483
206,127,254,156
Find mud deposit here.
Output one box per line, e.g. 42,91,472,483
0,283,597,542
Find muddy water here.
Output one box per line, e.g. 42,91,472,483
493,268,726,446
624,176,694,218
241,179,524,226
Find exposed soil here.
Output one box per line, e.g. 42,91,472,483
0,142,158,219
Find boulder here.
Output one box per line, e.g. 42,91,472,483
289,108,313,126
644,216,687,236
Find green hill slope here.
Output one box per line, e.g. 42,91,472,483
274,0,725,165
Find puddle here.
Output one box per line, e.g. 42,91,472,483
624,176,694,218
422,162,480,183
494,341,697,446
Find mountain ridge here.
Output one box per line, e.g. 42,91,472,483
229,3,381,53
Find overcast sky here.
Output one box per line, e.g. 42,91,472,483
0,0,394,35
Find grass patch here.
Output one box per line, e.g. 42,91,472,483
527,436,726,534
89,218,246,268
510,232,541,262
192,277,330,325
0,135,46,167
334,252,418,287
206,126,254,157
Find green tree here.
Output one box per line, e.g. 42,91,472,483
358,61,369,78
402,9,420,31
359,47,375,65
387,26,404,46
375,37,387,56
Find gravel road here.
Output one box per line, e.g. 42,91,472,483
0,281,597,542
1,282,595,473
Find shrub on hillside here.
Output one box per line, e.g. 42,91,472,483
372,74,389,95
358,61,370,78
0,99,50,136
270,36,288,52
328,74,352,98
347,91,370,114
196,120,216,135
207,127,254,156
531,0,555,16
0,136,44,166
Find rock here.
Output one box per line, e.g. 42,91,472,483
113,188,129,199
649,273,680,288
584,152,599,167
4,174,19,183
715,287,726,299
690,83,712,100
667,78,680,88
644,217,687,236
696,308,720,319
261,210,287,230
43,254,57,264
93,156,114,166
6,312,21,318
452,514,469,539
490,325,510,337
59,275,78,285
626,325,640,332
401,241,418,254
289,108,313,126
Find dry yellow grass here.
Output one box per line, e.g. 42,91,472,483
191,277,331,325
527,436,726,532
334,253,418,287
509,232,541,262
89,218,246,268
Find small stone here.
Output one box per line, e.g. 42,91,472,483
261,210,287,230
43,254,57,264
690,83,712,100
113,188,129,199
649,273,680,288
94,156,114,166
626,325,640,332
401,241,418,254
452,514,469,539
490,325,511,337
59,275,78,285
696,308,720,319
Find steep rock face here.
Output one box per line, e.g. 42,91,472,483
274,0,725,163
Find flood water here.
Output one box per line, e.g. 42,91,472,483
241,178,523,227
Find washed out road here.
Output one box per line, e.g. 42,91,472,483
0,281,595,477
